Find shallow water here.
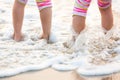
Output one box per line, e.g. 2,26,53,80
0,0,120,78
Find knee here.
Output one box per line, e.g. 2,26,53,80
99,6,112,14
73,0,91,17
36,0,52,11
98,0,112,9
17,0,28,5
75,0,91,7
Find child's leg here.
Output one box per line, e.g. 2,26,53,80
36,0,52,40
98,0,113,31
64,0,91,48
72,0,91,34
12,0,27,41
72,15,85,34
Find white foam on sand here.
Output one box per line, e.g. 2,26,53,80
77,62,120,77
0,0,120,78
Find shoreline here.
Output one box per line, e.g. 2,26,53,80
0,68,76,80
1,68,120,80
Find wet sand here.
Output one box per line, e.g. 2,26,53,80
1,68,120,80
0,68,77,80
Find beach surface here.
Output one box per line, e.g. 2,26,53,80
0,68,77,80
0,0,120,80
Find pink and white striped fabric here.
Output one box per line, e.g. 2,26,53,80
18,0,52,11
73,0,112,17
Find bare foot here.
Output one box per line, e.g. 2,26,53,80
40,33,57,43
13,33,23,42
40,34,49,42
63,35,76,48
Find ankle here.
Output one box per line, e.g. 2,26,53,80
14,32,22,35
14,35,22,39
13,34,23,42
103,27,113,34
40,34,49,40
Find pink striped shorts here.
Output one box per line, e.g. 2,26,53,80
18,0,52,11
73,0,112,17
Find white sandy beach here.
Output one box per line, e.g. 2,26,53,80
0,0,120,80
